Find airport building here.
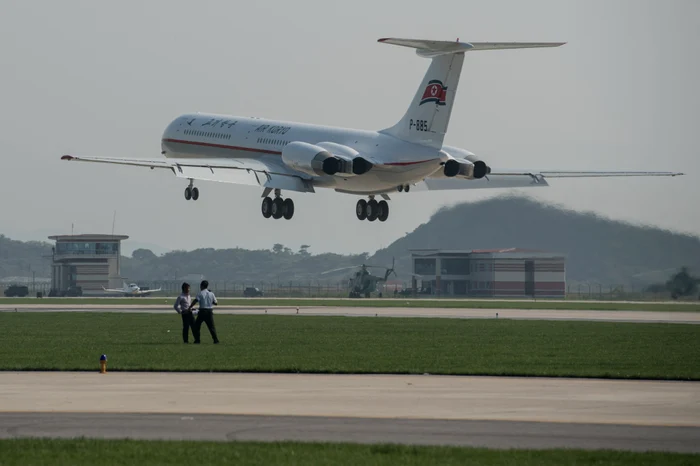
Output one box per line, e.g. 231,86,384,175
411,248,566,298
49,234,129,295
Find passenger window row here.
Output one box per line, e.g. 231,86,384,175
184,129,231,140
257,138,288,146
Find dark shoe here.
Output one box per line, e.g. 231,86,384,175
213,340,220,344
194,341,200,344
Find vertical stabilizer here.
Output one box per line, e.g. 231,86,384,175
377,38,565,149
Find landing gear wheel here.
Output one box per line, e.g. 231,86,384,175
283,198,295,220
366,199,379,222
191,187,199,201
378,200,389,222
405,185,410,192
272,197,285,219
356,199,367,220
184,187,192,200
261,197,273,218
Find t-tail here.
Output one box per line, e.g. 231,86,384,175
377,38,566,149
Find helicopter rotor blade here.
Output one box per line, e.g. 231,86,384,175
320,266,362,275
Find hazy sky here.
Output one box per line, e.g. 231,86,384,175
1,0,697,256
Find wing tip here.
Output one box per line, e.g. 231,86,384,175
61,155,75,161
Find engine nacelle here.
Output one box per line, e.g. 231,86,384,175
352,157,373,175
281,142,351,177
443,159,474,178
315,141,374,176
441,145,491,179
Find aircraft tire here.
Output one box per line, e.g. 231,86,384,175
356,199,367,220
378,201,389,222
191,187,199,201
184,187,192,200
261,197,273,218
283,198,295,220
366,200,379,222
272,198,285,219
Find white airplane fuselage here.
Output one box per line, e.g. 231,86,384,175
161,113,449,195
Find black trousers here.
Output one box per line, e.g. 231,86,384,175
194,309,219,343
181,311,195,342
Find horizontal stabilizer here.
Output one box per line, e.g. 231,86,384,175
465,42,566,51
378,38,565,57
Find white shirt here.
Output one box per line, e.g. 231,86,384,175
173,294,191,314
196,289,217,309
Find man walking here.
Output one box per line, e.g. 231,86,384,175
173,282,195,343
188,280,220,344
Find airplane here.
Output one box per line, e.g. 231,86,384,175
60,38,684,222
102,282,161,297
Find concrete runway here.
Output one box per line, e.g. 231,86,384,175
1,372,698,452
2,413,698,453
1,304,699,324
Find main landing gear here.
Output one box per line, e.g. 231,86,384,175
261,189,294,220
356,196,389,222
184,179,199,201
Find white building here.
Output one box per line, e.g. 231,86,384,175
49,234,129,295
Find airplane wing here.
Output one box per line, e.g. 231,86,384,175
415,169,683,191
134,288,161,295
102,287,123,293
60,155,316,194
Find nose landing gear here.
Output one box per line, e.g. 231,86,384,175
184,179,199,201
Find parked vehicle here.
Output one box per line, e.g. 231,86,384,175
4,285,29,297
243,287,263,297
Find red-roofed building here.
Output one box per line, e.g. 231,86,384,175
410,248,566,298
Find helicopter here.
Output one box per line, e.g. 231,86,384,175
322,258,399,298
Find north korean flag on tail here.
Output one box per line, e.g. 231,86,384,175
419,80,447,106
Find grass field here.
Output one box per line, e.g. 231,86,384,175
1,296,700,312
0,439,697,466
1,313,698,379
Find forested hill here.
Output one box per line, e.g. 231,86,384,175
371,196,700,286
120,246,369,283
0,236,368,283
2,196,699,286
0,235,52,279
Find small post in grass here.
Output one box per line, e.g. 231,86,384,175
99,354,107,374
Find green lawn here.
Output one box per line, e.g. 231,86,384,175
0,439,697,466
1,313,698,380
2,297,700,312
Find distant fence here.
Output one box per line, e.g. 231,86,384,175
0,281,696,301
